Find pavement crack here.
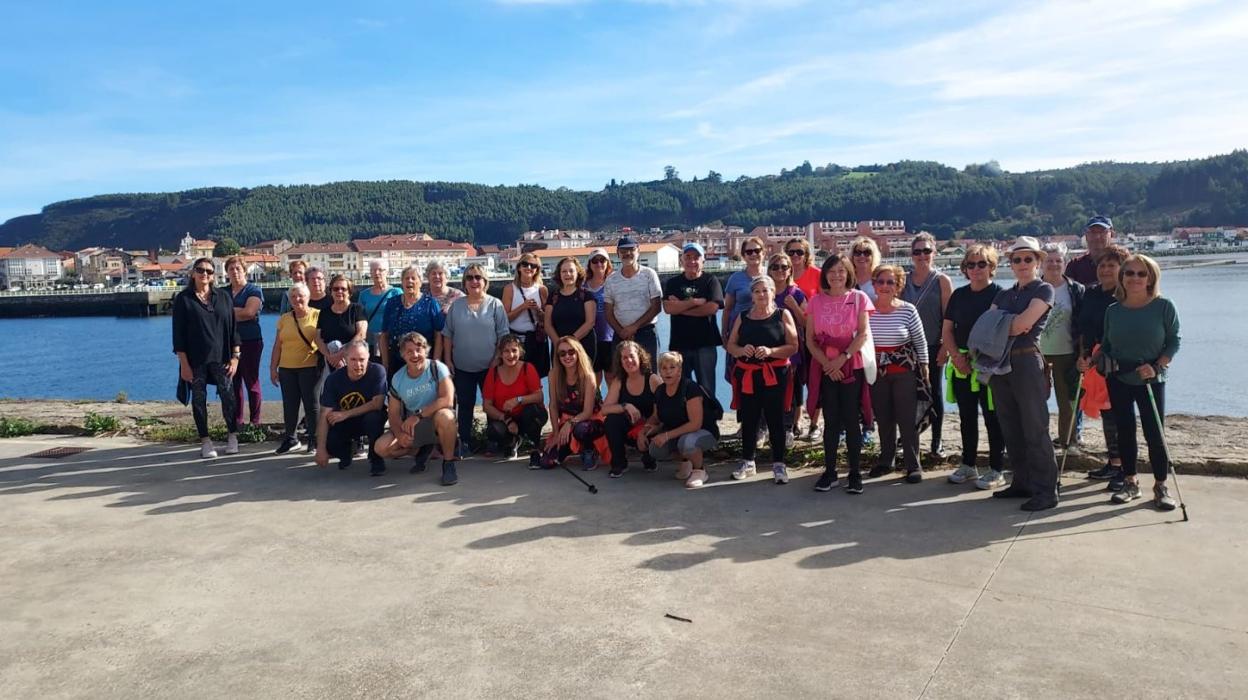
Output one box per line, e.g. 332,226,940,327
916,512,1034,700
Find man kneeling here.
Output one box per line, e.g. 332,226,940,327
374,332,460,485
316,340,389,475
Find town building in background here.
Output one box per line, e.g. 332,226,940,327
281,242,360,279
0,244,64,289
518,229,593,254
532,243,681,273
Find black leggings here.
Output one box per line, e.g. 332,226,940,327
191,362,239,439
739,366,788,464
486,404,549,450
926,344,944,451
1107,377,1169,481
278,366,319,442
453,368,488,447
604,412,647,470
951,373,1004,470
819,369,863,475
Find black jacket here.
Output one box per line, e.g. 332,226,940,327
172,286,239,368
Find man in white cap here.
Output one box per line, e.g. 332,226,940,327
604,236,662,362
1065,215,1113,286
662,241,723,396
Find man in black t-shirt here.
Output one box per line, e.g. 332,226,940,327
317,341,389,475
662,242,724,397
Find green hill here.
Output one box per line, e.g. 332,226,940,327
3,151,1245,251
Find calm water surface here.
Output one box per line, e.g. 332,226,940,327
3,262,1245,416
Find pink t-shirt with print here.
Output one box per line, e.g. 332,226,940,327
808,289,874,370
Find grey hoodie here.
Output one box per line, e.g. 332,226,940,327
969,308,1018,376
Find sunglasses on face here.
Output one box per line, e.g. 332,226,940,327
464,274,484,282
1122,269,1148,278
785,249,805,257
743,248,762,256
590,258,607,264
519,262,538,270
874,278,897,287
331,286,349,292
557,349,578,358
1011,256,1035,265
194,267,214,275
911,249,933,256
965,260,989,269
769,264,790,272
852,249,872,257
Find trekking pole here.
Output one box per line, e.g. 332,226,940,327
1057,371,1084,486
1145,381,1188,522
560,464,599,494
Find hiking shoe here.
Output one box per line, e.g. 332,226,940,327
1088,463,1119,480
642,455,658,472
948,464,979,484
675,460,694,481
369,460,386,477
905,468,923,484
528,451,542,469
813,470,837,492
200,439,218,460
1153,483,1177,511
868,464,893,479
1111,481,1141,504
1107,472,1126,492
440,460,458,486
846,470,864,495
581,451,599,471
772,463,789,484
974,469,1005,490
224,433,239,455
410,444,434,474
685,469,708,489
807,425,823,442
732,460,757,480
276,436,301,454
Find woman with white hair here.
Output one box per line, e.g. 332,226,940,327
359,259,399,363
269,282,320,455
1039,241,1086,453
725,274,800,484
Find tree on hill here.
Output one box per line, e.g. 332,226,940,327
213,237,241,257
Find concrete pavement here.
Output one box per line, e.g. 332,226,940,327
1,434,1244,698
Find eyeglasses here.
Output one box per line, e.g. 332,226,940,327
743,248,762,256
463,274,484,282
557,349,578,358
874,278,897,287
1122,269,1148,278
519,262,538,270
911,249,933,256
965,260,989,269
785,249,805,257
769,264,790,272
1011,256,1035,265
852,249,872,257
193,267,214,275
590,258,607,264
331,286,349,292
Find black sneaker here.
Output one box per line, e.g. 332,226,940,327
905,468,923,484
814,470,838,492
304,440,316,454
609,464,628,479
642,455,658,472
528,451,542,468
845,470,864,495
338,455,352,470
1088,463,1118,480
1107,471,1126,492
409,444,434,474
1020,496,1058,511
441,460,458,486
369,460,386,477
868,464,892,479
275,436,301,454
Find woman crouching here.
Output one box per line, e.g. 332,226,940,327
642,352,720,488
602,340,662,478
539,336,607,469
483,334,548,466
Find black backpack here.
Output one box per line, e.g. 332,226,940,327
682,379,724,437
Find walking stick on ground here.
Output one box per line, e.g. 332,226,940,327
1057,371,1084,486
1146,381,1188,522
561,464,599,494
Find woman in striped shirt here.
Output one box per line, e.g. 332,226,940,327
867,264,930,485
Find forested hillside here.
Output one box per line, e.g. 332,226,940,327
3,151,1245,251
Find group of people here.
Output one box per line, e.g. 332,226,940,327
172,220,1181,511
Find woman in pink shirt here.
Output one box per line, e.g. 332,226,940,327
806,253,874,494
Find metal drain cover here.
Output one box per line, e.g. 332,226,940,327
25,446,92,459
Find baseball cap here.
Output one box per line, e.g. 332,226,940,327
1008,236,1043,255
1086,215,1113,230
616,237,638,249
682,242,705,257
587,247,610,262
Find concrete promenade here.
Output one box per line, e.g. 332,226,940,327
1,434,1245,698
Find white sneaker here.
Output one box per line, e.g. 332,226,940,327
732,460,757,480
947,463,979,484
224,433,240,455
785,432,795,450
200,439,218,459
772,463,789,484
675,460,694,481
807,426,823,442
974,469,1005,490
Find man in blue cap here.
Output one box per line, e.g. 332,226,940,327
662,241,723,396
1065,216,1114,285
604,236,663,363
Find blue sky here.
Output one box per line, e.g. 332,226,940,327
2,0,1246,223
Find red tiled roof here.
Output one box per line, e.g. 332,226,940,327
352,235,468,252
285,242,355,255
0,243,59,259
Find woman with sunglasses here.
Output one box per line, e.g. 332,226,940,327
482,334,547,464
443,263,510,454
602,340,662,477
172,257,241,459
900,232,953,461
503,253,551,377
941,245,1006,489
224,255,263,428
359,259,399,364
769,253,807,447
544,257,598,368
583,248,615,385
270,282,320,455
806,254,874,493
540,336,606,469
315,274,367,372
722,236,766,342
786,238,821,440
867,264,930,485
986,237,1059,511
786,238,820,301
849,237,882,302
380,265,444,378
1095,254,1180,510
